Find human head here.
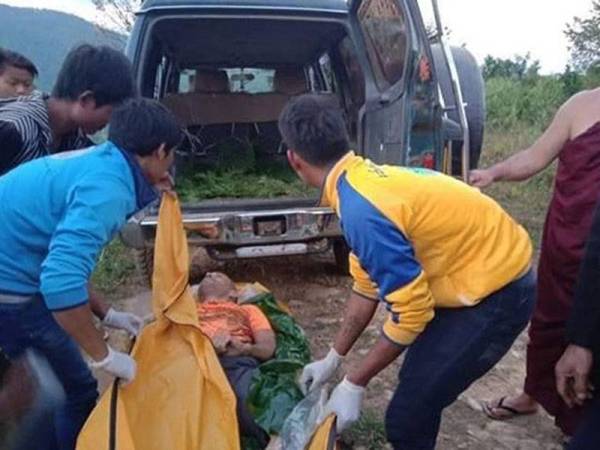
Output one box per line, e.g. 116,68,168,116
278,94,350,187
196,272,238,304
0,48,38,98
52,44,135,134
108,98,182,185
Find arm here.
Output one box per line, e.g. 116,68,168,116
53,303,108,361
333,291,378,356
471,96,575,187
226,306,276,361
88,283,109,319
227,330,276,361
347,336,406,386
343,224,435,379
40,177,130,351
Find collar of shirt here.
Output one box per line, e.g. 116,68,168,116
320,151,359,211
114,144,159,211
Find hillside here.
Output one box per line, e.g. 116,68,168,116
0,4,125,91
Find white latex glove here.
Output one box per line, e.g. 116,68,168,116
321,377,364,433
102,308,143,336
299,348,343,394
89,346,136,384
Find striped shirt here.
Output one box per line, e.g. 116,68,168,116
0,92,90,175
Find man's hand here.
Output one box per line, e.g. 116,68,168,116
555,344,594,408
321,377,365,433
90,346,137,385
155,173,175,193
212,331,232,355
469,169,495,188
102,308,143,336
299,348,343,394
224,338,251,357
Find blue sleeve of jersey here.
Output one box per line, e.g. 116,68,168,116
40,175,132,310
337,174,421,299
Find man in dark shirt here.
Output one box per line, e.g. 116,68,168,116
555,203,600,449
0,43,135,175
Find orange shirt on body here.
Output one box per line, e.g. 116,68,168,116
197,302,272,344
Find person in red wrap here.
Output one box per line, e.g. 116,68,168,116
470,89,600,438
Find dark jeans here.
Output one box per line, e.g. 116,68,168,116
386,269,536,450
219,356,270,449
569,397,600,450
0,295,98,450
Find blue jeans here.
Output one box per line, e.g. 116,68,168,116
0,295,98,450
386,269,536,450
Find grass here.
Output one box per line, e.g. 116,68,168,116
342,409,388,449
479,125,554,249
91,240,137,296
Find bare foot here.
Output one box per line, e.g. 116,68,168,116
482,392,539,420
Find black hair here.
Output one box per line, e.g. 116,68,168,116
108,98,183,156
0,48,38,77
52,44,135,106
278,94,350,166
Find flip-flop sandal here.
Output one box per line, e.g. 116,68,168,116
482,396,537,420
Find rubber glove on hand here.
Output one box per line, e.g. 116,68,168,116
103,307,143,336
90,347,137,385
321,377,364,433
299,348,343,394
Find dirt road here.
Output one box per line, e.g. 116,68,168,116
111,253,563,450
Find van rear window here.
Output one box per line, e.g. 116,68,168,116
178,68,275,94
226,68,275,94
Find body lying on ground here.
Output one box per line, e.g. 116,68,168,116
195,271,276,448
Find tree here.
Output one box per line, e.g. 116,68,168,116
482,54,540,80
92,0,139,33
565,1,600,71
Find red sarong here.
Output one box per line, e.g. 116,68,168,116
524,122,600,435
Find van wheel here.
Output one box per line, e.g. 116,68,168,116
133,247,154,287
333,239,350,274
431,45,486,171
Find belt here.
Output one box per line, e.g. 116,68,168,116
0,293,33,304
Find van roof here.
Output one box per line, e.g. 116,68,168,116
139,0,349,14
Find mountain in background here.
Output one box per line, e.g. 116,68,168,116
0,4,126,91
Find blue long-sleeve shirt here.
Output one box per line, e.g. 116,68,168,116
0,141,157,310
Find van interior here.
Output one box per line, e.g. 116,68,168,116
139,17,367,203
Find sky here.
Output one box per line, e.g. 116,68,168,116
0,0,595,74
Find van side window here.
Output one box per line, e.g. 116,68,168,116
318,54,336,93
358,0,408,91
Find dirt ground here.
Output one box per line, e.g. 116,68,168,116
109,251,564,450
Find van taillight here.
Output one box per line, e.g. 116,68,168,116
423,153,434,169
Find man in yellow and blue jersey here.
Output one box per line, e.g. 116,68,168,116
279,94,536,450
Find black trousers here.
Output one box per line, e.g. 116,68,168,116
569,396,600,450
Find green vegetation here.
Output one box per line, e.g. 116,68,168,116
342,409,388,449
176,168,316,202
91,240,136,295
176,140,316,201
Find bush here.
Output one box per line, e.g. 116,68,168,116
485,64,600,132
486,76,566,131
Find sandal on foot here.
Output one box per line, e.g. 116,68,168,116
482,396,538,420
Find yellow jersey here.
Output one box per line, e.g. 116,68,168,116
322,152,532,345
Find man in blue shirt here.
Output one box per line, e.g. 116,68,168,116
0,98,181,450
